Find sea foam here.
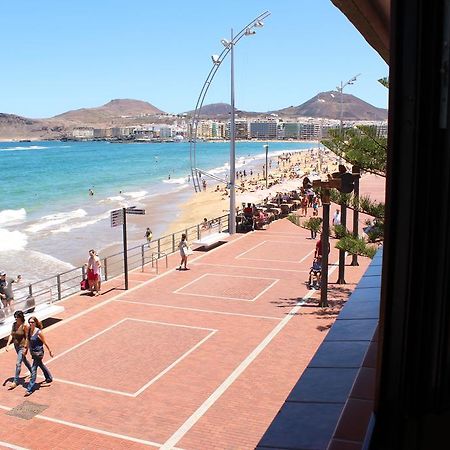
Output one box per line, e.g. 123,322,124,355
122,190,148,200
51,211,110,234
0,208,27,226
26,208,87,233
162,177,188,185
0,145,48,151
0,228,28,251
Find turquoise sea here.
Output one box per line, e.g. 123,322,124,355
0,140,314,280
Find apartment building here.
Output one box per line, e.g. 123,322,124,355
249,121,278,139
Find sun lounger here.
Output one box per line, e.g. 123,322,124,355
192,232,230,250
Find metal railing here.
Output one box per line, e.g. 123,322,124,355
3,213,230,320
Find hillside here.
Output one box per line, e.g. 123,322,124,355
0,94,387,141
0,114,65,141
274,91,388,120
184,103,232,118
53,99,165,125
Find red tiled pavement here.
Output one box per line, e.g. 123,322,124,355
0,175,384,450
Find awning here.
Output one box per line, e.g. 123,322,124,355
331,0,390,63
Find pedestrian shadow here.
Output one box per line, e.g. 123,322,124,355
42,317,63,328
2,375,29,388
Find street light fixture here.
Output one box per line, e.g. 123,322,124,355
336,73,361,136
188,11,271,235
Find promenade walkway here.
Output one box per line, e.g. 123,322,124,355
0,216,375,450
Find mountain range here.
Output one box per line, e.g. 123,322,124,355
0,93,387,141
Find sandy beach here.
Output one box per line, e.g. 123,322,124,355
68,146,347,270
163,147,342,237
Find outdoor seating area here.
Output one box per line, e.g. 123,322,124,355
236,183,320,233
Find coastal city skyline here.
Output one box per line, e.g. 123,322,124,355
0,0,388,118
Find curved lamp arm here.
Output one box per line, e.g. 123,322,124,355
189,11,271,191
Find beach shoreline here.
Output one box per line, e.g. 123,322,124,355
0,141,334,283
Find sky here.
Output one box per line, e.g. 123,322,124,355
0,0,389,118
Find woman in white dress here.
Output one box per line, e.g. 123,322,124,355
178,233,190,270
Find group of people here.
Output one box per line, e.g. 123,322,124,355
6,310,53,396
241,203,270,232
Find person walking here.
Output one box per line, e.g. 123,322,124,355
178,233,190,270
332,209,341,226
86,249,101,296
0,272,21,315
25,316,53,396
6,310,32,390
145,228,153,246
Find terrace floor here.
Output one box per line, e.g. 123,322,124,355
0,215,376,450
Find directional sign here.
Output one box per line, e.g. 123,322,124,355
126,209,146,215
110,209,124,227
126,207,146,215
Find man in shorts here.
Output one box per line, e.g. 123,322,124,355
0,272,21,315
86,250,101,296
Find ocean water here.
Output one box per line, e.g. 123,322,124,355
0,140,314,281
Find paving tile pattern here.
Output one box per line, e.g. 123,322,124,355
0,183,383,449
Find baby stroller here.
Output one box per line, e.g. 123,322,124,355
308,257,322,289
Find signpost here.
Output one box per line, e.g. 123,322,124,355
110,206,146,290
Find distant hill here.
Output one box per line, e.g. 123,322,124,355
0,99,166,141
184,102,263,119
185,93,387,121
0,113,66,141
184,103,232,118
274,91,388,121
0,94,387,141
53,99,165,125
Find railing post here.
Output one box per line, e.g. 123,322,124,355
28,284,33,297
158,238,161,255
219,217,222,232
82,265,86,280
197,224,200,239
141,244,145,271
56,274,62,301
185,229,188,240
172,234,176,253
103,258,108,281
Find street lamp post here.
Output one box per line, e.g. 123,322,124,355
337,74,361,137
188,11,270,231
229,29,237,234
221,20,269,234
